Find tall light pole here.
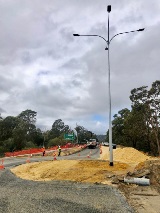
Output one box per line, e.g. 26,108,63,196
73,5,144,166
75,123,79,144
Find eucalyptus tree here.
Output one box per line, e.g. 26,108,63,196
123,107,150,151
130,80,160,155
18,109,37,125
111,108,130,146
0,116,19,141
50,119,70,139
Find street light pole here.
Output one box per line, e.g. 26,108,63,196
75,123,78,144
42,132,45,148
107,5,113,166
73,5,144,166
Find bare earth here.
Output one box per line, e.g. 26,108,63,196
11,146,160,213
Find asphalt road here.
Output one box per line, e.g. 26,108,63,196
2,146,100,168
0,147,134,213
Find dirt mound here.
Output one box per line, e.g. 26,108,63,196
11,147,157,183
11,160,130,182
100,147,152,163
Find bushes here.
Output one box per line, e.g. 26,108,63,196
48,137,66,147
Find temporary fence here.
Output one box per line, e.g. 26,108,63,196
5,148,45,157
5,143,86,157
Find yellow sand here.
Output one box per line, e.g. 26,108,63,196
11,160,129,182
100,146,151,163
11,147,156,183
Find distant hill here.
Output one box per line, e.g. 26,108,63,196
96,135,106,142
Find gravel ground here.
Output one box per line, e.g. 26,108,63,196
0,169,134,213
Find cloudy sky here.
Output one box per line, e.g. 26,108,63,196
0,0,160,134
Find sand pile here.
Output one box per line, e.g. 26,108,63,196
11,160,129,182
11,147,157,183
100,147,151,163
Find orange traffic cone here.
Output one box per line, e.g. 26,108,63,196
0,159,4,169
0,165,4,169
26,159,30,163
53,152,57,160
87,154,90,158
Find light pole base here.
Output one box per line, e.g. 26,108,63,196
109,162,114,166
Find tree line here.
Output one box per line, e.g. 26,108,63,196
0,80,159,156
107,80,160,156
0,109,96,156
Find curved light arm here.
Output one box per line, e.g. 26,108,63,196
73,34,108,45
73,28,144,49
109,28,145,44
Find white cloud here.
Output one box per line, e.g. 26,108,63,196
0,0,160,134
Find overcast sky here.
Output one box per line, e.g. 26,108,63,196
0,0,160,134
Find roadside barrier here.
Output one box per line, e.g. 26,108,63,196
0,159,4,169
5,148,45,157
5,143,80,157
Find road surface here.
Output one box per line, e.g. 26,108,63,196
2,146,100,168
0,147,134,213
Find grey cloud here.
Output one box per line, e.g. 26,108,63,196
37,70,50,76
0,0,160,134
0,107,6,113
71,79,82,87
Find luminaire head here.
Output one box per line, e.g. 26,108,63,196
137,28,145,31
107,5,111,13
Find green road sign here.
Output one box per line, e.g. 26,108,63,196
64,133,75,140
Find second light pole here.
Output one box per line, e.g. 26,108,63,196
73,5,144,166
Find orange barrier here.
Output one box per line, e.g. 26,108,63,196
0,159,4,169
5,144,87,157
5,148,45,157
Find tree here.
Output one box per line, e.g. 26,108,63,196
130,81,160,155
75,125,97,143
111,108,130,146
17,109,37,144
147,81,160,155
18,109,37,125
12,120,28,150
0,116,19,141
50,119,69,139
33,128,44,147
123,107,150,151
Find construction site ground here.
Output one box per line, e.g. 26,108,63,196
11,146,160,213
